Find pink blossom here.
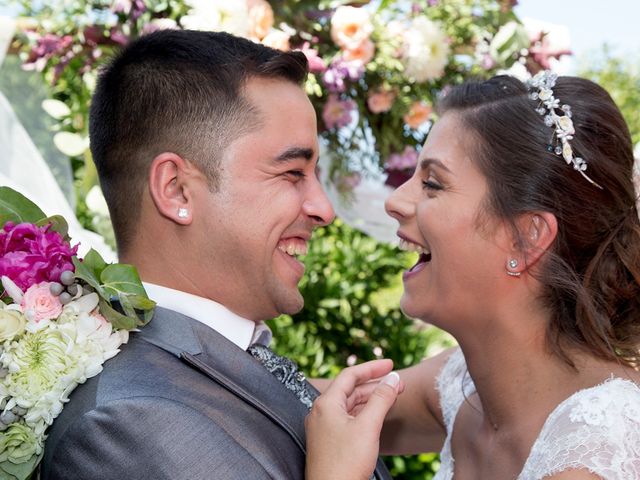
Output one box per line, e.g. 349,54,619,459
21,282,63,323
300,43,327,74
367,89,396,114
0,222,78,292
384,146,419,171
322,95,356,130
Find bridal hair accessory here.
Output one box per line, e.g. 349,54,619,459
0,187,155,480
527,70,603,189
506,259,521,277
178,208,188,219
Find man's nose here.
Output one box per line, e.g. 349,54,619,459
303,178,335,226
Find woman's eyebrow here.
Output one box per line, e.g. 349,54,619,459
420,157,452,173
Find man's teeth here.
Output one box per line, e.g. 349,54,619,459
278,241,308,257
398,238,429,255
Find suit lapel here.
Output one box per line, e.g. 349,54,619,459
136,308,308,452
137,308,392,479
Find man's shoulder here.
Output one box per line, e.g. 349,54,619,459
42,323,307,479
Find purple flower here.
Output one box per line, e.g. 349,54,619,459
22,33,73,72
322,94,356,130
0,222,78,293
322,58,365,93
384,146,419,171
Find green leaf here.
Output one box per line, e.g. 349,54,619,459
72,250,107,297
0,187,46,225
98,298,137,330
100,264,148,298
99,264,155,327
35,215,69,240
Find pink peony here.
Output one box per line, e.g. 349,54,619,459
0,222,78,292
322,95,356,130
21,282,63,323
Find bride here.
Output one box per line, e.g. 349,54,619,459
305,73,640,480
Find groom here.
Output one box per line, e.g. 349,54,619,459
41,30,390,479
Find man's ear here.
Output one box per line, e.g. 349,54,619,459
148,152,194,225
508,211,558,274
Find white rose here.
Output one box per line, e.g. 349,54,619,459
0,307,26,342
402,17,450,83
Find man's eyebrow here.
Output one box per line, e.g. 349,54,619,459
274,147,315,163
420,158,452,173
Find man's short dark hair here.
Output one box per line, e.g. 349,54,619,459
89,29,309,254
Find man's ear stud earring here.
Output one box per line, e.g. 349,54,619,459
178,208,189,219
506,259,521,277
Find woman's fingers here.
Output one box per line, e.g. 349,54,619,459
325,359,395,402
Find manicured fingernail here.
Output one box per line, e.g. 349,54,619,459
381,371,400,387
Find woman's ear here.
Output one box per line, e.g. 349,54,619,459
509,211,558,273
148,152,194,225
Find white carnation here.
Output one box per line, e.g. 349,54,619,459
181,0,250,37
402,17,450,82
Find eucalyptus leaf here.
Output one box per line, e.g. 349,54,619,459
100,264,147,296
98,298,137,330
53,131,88,157
35,215,70,240
72,255,106,298
0,187,46,225
41,98,71,119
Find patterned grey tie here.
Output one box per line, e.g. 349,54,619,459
247,343,318,410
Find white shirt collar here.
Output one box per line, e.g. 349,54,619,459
142,282,271,350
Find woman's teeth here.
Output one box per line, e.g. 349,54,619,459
398,238,430,255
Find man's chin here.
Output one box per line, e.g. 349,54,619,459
275,291,305,316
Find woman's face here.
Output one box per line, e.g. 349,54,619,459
385,112,512,328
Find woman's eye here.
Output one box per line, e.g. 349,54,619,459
422,179,443,191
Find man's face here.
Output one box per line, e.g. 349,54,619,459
192,77,334,320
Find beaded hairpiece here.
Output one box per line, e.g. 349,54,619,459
527,70,603,189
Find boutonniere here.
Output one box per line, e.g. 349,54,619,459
0,186,154,480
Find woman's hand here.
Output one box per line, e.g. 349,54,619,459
305,359,402,480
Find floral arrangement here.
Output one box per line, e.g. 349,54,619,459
0,187,154,480
6,0,567,207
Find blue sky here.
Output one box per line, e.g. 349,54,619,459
515,0,640,59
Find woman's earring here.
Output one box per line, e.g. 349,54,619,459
506,259,521,277
178,208,189,219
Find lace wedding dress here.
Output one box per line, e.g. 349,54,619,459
434,349,640,480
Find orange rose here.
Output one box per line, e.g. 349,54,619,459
343,39,375,65
403,101,432,129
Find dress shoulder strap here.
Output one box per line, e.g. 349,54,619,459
435,348,475,432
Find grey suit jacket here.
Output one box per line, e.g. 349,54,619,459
41,307,391,479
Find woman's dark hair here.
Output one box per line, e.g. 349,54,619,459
438,75,640,367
